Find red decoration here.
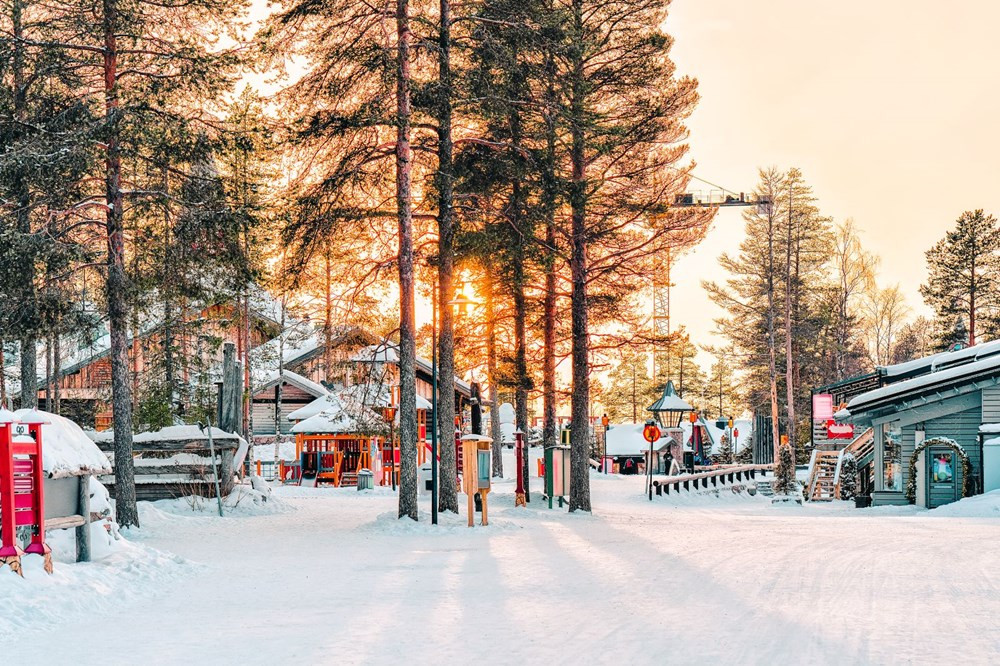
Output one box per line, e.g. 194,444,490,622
826,420,854,439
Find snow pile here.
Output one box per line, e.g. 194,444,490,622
498,402,515,444
139,483,291,519
928,489,1000,518
0,537,189,640
253,439,297,462
132,424,241,444
11,409,111,479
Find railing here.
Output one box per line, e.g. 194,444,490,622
651,464,773,496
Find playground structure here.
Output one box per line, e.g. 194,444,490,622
282,388,435,488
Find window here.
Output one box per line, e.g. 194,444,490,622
881,422,903,491
931,452,954,483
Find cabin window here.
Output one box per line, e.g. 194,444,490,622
881,421,903,491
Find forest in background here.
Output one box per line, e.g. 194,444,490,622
1,0,995,518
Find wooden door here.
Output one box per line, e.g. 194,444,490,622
926,447,959,509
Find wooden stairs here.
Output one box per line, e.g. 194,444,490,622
806,427,874,501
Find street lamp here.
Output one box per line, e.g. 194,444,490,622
430,280,481,525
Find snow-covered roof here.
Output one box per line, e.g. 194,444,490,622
291,395,387,435
881,339,1000,379
287,382,431,422
350,340,473,397
350,343,400,364
646,381,693,413
12,409,111,479
605,423,654,456
132,424,244,443
848,352,1000,412
250,329,326,390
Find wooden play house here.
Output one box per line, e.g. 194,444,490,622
285,385,433,487
290,394,387,488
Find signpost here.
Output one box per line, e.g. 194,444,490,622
643,420,661,501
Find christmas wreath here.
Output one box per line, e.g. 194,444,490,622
904,436,971,504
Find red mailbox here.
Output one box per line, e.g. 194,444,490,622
0,409,52,576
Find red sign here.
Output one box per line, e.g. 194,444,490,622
642,423,661,443
826,420,854,439
733,428,740,439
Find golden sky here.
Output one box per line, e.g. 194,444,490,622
666,0,1000,362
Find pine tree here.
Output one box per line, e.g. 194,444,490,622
772,443,796,496
920,210,1000,348
839,453,858,500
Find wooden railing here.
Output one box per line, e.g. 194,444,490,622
651,464,773,496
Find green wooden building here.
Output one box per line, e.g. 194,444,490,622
839,341,1000,508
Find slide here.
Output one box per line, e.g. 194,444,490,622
300,471,317,488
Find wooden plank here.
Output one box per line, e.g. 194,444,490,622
94,439,238,453
46,515,86,530
77,475,91,563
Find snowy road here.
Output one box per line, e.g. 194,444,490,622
3,465,1000,665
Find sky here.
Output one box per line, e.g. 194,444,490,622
664,0,1000,364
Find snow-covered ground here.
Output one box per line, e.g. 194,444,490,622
3,452,1000,664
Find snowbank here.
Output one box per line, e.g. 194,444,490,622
928,489,1000,518
11,409,111,479
0,536,189,640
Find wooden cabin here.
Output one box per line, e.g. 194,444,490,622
36,297,280,430
838,341,1000,508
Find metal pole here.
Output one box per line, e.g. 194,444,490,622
431,285,439,525
648,438,654,501
390,417,396,491
200,421,225,517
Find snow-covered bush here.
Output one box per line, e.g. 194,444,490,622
736,435,753,464
839,453,858,500
772,444,796,495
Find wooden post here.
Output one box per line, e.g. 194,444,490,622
76,475,92,563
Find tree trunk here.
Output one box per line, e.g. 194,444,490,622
484,273,503,477
568,0,591,512
395,0,418,521
784,183,795,451
435,0,458,513
542,33,559,454
0,339,6,406
766,192,780,461
274,294,286,464
103,0,138,528
12,0,37,410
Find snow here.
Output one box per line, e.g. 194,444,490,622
882,338,1000,378
10,409,111,479
498,401,515,443
280,369,329,398
980,423,1000,434
605,422,656,456
131,424,243,444
4,451,1000,664
287,385,431,422
847,352,1000,411
290,393,386,434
